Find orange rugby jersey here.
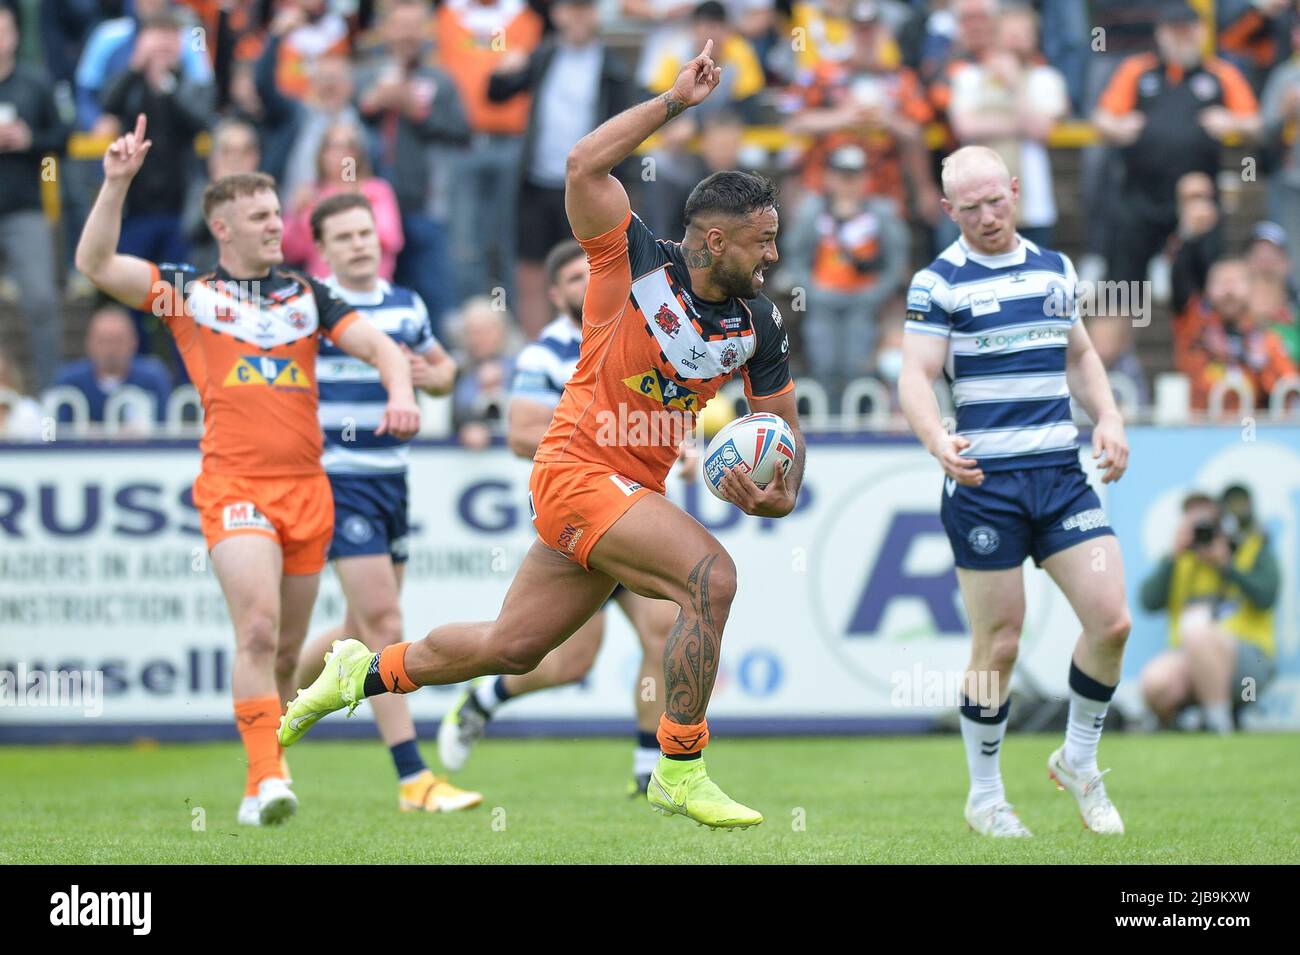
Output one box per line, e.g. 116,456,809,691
141,262,359,476
536,212,794,493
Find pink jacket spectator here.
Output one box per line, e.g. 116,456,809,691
281,177,405,279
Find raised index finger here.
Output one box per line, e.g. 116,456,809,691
699,39,714,62
133,113,148,142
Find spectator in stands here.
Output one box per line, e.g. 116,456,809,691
1245,221,1300,362
641,108,748,241
487,0,634,338
356,0,470,338
1170,171,1223,314
946,2,1068,248
649,2,766,121
897,0,958,86
0,4,69,392
100,8,213,320
49,304,173,426
0,342,42,440
73,0,212,134
269,0,355,102
258,6,363,205
1174,257,1299,411
624,0,696,94
781,143,908,403
1094,2,1261,287
439,0,544,307
1140,485,1280,732
1260,19,1300,276
1077,0,1169,286
451,296,519,450
785,0,855,76
786,1,938,222
1085,313,1151,408
281,119,404,280
1218,0,1293,95
183,118,262,270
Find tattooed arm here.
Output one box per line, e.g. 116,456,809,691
565,41,722,240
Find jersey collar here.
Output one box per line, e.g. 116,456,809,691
958,234,1028,269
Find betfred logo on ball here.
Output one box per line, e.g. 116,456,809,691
703,412,796,500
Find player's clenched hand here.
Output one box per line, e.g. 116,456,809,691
718,458,795,518
934,432,983,487
104,113,151,182
376,395,420,440
1092,412,1128,484
669,39,722,109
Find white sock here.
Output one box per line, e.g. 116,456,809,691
633,746,659,777
1064,692,1109,775
1064,663,1115,776
1203,702,1233,734
474,677,506,715
960,697,1010,809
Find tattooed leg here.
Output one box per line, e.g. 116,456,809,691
663,554,731,724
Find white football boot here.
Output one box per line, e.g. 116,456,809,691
1047,745,1125,835
437,683,489,772
965,798,1033,837
256,777,298,826
237,795,261,826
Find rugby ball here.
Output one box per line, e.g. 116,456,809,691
703,412,796,500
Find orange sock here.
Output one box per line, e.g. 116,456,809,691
376,643,418,694
657,714,709,756
235,694,283,794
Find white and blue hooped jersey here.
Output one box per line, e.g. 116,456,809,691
510,314,583,405
905,236,1079,472
317,277,439,475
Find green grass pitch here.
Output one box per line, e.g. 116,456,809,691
2,733,1297,864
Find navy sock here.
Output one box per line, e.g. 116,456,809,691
390,738,427,780
492,675,513,704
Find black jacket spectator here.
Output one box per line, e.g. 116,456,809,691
0,59,70,217
487,35,636,192
100,64,213,216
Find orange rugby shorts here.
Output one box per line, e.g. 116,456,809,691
528,461,654,569
192,472,334,575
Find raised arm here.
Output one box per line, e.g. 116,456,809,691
564,40,722,240
74,113,160,310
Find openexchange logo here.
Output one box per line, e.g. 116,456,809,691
50,886,151,935
973,326,1069,351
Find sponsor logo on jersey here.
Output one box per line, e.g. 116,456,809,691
222,502,274,532
721,315,744,330
720,342,740,370
622,367,701,413
907,287,932,312
771,304,784,327
285,308,309,330
557,522,584,554
972,326,1069,351
654,303,681,337
223,356,312,390
1062,507,1109,532
968,291,1000,317
608,474,644,496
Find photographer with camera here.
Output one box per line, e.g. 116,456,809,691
1139,486,1280,733
781,143,908,405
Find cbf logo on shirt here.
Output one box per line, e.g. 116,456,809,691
224,355,311,390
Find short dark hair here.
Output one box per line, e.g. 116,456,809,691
693,1,727,23
1181,492,1216,512
544,239,585,286
310,192,376,242
682,170,779,228
201,171,278,221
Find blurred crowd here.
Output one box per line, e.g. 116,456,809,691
1,0,1300,442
